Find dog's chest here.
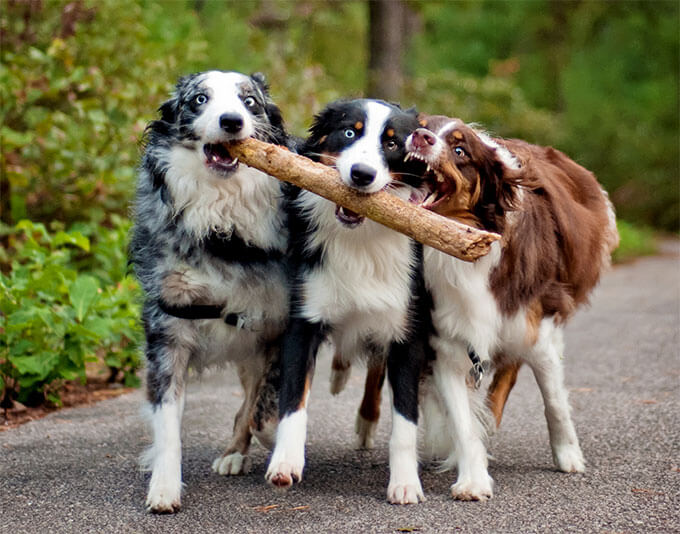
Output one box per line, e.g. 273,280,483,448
301,224,415,327
424,243,502,342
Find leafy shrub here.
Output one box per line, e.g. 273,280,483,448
0,219,142,407
0,0,207,226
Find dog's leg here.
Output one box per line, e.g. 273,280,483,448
212,359,264,476
142,326,191,513
329,352,351,395
527,329,584,473
487,358,522,427
250,350,281,451
433,357,493,501
266,317,324,488
385,341,425,505
355,361,386,449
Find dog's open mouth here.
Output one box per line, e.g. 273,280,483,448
335,205,365,228
404,150,450,210
204,143,239,174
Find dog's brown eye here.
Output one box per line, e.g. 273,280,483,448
385,140,398,151
455,147,467,157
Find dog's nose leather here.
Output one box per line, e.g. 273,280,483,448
220,113,244,133
350,163,377,187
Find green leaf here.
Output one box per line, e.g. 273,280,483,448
10,352,58,380
69,275,100,322
54,231,91,252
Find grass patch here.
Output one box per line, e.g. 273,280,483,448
613,220,658,264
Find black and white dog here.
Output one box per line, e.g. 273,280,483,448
264,99,432,504
130,70,292,513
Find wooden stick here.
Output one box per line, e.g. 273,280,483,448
227,138,500,262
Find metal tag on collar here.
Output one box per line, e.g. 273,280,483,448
467,345,490,389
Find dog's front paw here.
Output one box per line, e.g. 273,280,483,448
265,461,303,488
450,474,493,501
146,480,181,514
212,451,252,476
553,444,585,473
387,480,425,505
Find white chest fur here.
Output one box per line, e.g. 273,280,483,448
424,242,502,361
299,194,415,343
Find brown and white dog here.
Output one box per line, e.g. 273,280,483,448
405,115,619,501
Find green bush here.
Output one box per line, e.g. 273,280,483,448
0,219,142,407
0,0,207,226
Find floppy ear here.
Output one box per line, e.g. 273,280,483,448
477,148,521,229
250,72,270,96
158,97,178,124
264,102,289,146
303,102,346,159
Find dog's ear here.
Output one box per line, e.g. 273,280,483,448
158,97,178,124
303,104,344,159
250,72,270,96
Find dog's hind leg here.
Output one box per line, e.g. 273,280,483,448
212,359,264,476
527,324,584,473
355,360,386,449
329,351,351,395
487,358,522,427
142,325,191,514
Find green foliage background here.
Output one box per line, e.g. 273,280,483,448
1,0,677,406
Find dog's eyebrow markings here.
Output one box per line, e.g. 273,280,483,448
453,131,464,140
386,128,395,137
436,121,459,138
354,121,364,130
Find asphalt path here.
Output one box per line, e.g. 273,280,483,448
1,243,678,533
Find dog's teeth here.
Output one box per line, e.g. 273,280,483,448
233,158,239,165
404,153,411,162
437,173,444,183
426,164,431,173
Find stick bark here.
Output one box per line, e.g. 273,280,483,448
227,138,500,262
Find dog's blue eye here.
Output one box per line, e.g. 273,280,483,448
244,96,257,108
344,128,355,139
455,147,466,157
195,94,208,105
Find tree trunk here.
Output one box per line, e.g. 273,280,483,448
367,0,406,101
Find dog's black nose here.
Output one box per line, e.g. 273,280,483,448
219,113,244,134
350,163,377,187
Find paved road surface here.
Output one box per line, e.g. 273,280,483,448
2,244,678,533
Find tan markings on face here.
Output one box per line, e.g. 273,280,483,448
419,119,428,127
354,121,364,130
453,130,464,140
318,135,328,145
386,128,395,138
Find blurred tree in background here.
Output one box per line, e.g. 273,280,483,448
1,0,677,406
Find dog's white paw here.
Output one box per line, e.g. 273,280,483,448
387,481,425,505
355,413,378,449
450,474,493,501
212,451,252,476
146,478,182,514
265,460,303,488
553,444,586,473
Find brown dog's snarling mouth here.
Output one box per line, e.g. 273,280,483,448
204,143,239,175
404,142,452,211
